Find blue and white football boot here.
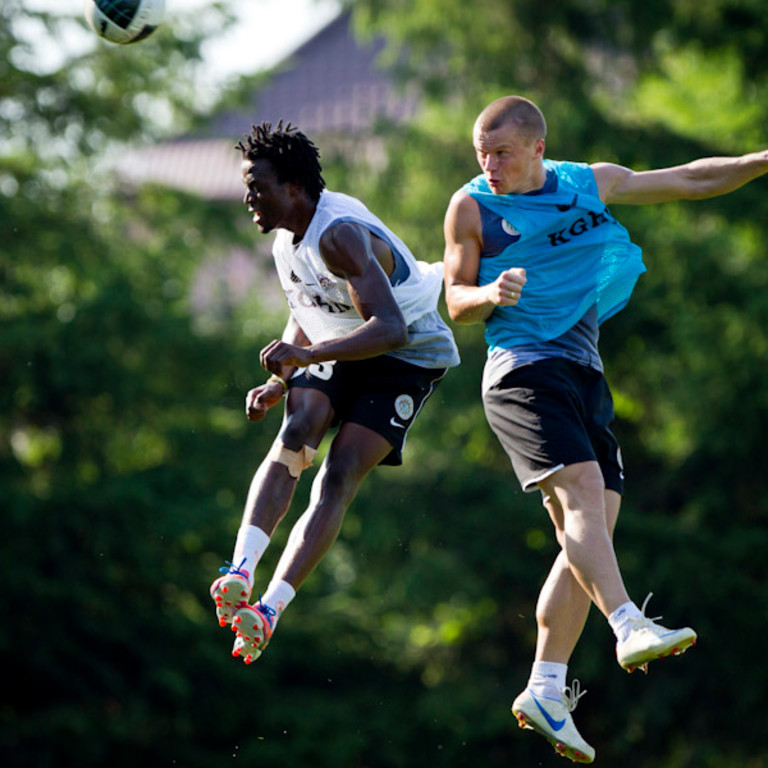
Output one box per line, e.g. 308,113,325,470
512,680,594,764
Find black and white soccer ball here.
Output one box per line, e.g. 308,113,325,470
84,0,165,45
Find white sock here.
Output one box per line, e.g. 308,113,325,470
609,601,643,643
231,525,270,583
528,661,568,698
261,579,296,629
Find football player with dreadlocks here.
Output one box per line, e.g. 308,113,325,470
210,122,459,664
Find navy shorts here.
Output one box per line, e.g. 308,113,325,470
482,357,624,494
289,356,446,466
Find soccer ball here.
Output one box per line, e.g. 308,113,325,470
84,0,165,45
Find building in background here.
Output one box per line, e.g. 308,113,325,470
121,11,418,200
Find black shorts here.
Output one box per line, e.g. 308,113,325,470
482,357,624,494
289,356,446,466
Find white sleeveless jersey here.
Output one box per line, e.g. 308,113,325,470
272,191,459,369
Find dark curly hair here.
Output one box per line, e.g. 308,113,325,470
236,121,326,203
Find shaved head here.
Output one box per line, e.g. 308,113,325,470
474,96,547,144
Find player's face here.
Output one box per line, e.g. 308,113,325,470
242,159,296,234
473,123,545,195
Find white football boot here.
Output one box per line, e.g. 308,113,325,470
512,680,595,764
616,593,697,673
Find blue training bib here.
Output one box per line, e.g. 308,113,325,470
465,160,646,350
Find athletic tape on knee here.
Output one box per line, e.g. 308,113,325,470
267,441,318,479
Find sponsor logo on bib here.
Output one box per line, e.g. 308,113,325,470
501,219,521,237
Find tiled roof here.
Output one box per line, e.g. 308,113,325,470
121,11,418,200
120,138,244,200
215,11,418,136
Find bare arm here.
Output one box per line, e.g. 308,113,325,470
275,315,307,379
246,316,306,422
594,150,768,205
260,221,407,374
443,190,526,325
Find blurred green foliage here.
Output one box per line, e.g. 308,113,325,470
2,0,767,766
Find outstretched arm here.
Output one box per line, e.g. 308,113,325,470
260,221,407,375
443,190,526,324
593,150,768,205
